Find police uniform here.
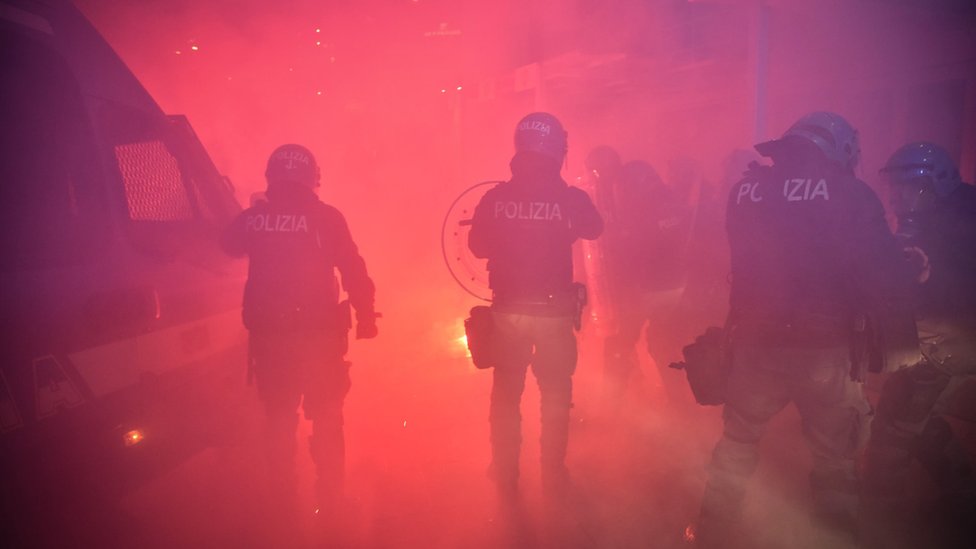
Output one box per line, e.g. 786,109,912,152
863,146,976,527
468,116,603,494
597,158,690,407
696,115,911,545
221,144,376,506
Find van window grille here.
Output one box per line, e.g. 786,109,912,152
115,141,193,221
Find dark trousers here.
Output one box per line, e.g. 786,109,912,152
602,287,684,405
249,328,350,497
863,320,976,499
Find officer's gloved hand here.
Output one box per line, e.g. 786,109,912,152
902,245,931,284
356,310,379,339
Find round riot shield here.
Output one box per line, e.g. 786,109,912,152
440,181,501,302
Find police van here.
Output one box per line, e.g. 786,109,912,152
0,0,246,477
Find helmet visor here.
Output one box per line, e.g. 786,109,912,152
882,171,936,217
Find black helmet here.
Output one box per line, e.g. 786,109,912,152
622,160,664,189
514,112,568,162
265,143,320,188
584,146,622,182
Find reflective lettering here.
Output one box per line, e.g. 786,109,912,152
783,178,830,202
245,214,309,232
809,179,830,200
517,120,550,136
736,182,763,204
550,203,562,220
493,201,563,221
785,178,806,201
272,149,310,170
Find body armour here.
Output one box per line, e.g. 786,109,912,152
726,163,912,345
469,154,603,308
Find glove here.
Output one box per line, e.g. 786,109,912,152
356,310,379,339
902,246,930,284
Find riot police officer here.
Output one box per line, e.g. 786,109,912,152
583,149,689,410
862,142,976,541
221,144,378,512
695,112,913,545
468,113,603,497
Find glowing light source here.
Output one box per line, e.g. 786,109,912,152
440,89,446,93
403,420,407,428
455,334,471,358
123,429,145,447
190,45,199,51
683,524,696,543
315,28,321,33
174,50,182,55
315,41,321,46
316,90,323,96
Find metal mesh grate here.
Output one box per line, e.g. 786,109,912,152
115,141,193,221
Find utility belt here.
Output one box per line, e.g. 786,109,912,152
672,308,855,405
245,301,352,385
465,283,587,369
490,284,585,317
732,309,852,346
243,300,352,334
731,306,921,380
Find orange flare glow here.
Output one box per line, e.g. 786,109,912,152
123,429,145,447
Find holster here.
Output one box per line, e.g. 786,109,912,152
572,282,588,331
853,310,921,376
669,325,731,406
465,305,497,369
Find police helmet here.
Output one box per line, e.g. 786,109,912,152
585,146,622,181
265,143,320,188
881,142,961,198
881,142,961,218
756,111,860,171
621,160,663,189
514,112,568,162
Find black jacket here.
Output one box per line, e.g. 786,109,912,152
726,158,912,335
899,182,976,324
600,172,689,293
221,184,374,332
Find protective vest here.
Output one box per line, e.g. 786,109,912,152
221,185,374,332
468,155,603,306
726,163,912,344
